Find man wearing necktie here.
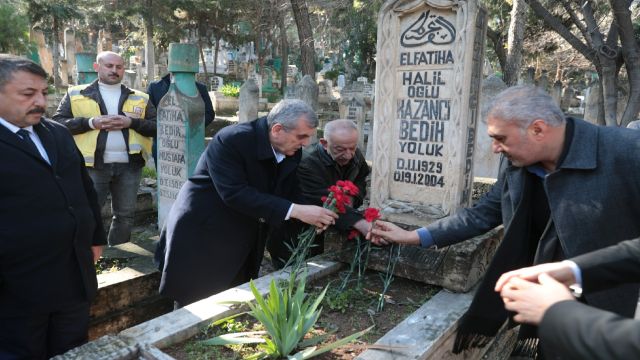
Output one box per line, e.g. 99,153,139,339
0,54,106,359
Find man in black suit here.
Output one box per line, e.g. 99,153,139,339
0,54,106,359
496,238,640,359
155,99,338,306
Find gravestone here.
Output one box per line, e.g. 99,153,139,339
537,70,549,91
561,86,576,112
356,76,368,84
248,72,262,98
157,43,206,228
76,52,97,84
628,120,640,130
339,96,366,149
211,76,223,91
97,30,113,53
296,75,319,111
64,28,77,84
284,85,298,100
123,70,137,89
318,80,333,105
474,74,506,179
371,0,487,224
238,79,259,123
551,80,563,106
227,60,236,77
583,82,601,125
337,74,346,89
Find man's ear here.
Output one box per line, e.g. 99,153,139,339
93,63,99,71
529,119,547,137
270,123,284,137
319,138,328,148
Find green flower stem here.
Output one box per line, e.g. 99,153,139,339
376,243,401,312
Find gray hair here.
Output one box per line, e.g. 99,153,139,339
0,54,48,90
488,85,565,129
267,99,318,130
324,119,358,140
96,51,123,64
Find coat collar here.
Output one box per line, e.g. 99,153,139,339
313,142,364,170
556,117,597,170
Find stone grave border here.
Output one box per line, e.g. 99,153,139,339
60,257,513,359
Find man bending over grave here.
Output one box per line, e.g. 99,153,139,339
155,99,338,307
54,51,156,247
268,119,370,268
369,85,640,357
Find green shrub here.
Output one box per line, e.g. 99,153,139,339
220,83,240,98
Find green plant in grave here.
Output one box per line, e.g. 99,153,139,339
220,83,241,98
201,272,372,359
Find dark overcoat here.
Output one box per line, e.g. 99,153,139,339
428,118,640,321
0,118,106,316
156,117,302,305
539,238,640,359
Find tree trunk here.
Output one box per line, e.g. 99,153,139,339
486,27,506,76
503,0,527,86
144,0,155,83
610,0,640,127
213,35,220,75
278,4,288,95
51,15,61,87
290,0,315,79
198,38,208,87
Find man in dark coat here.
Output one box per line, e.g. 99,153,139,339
155,99,338,306
0,54,106,359
370,85,640,355
146,73,215,165
268,119,370,268
497,237,640,359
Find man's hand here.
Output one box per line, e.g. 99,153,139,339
92,245,104,263
367,220,419,246
499,274,575,325
291,204,338,231
92,115,132,130
495,261,576,292
352,219,371,237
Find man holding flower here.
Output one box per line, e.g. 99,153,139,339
155,100,337,307
268,119,370,268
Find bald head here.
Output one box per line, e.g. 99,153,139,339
321,119,359,166
94,51,124,85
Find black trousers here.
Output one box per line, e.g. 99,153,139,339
266,221,324,270
0,301,90,360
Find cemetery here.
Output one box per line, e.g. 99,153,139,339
1,0,640,359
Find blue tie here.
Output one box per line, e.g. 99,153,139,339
16,129,40,157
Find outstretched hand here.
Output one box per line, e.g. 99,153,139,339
367,220,419,246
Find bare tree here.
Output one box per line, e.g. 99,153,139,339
524,0,640,126
503,0,527,86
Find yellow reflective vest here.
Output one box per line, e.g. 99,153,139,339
68,84,152,167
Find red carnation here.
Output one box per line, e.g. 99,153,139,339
347,229,359,240
364,207,381,223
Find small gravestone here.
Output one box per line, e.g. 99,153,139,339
537,70,549,91
524,67,535,84
356,76,368,84
339,96,366,148
583,82,601,125
248,72,262,98
211,76,223,91
474,74,506,179
628,120,640,130
561,86,576,112
157,43,206,228
238,79,259,123
296,75,319,111
318,80,332,105
337,74,346,89
76,52,97,85
551,80,563,106
227,60,236,77
64,28,77,84
284,85,298,100
123,70,136,89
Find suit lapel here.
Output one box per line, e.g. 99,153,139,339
0,123,46,163
34,121,57,168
